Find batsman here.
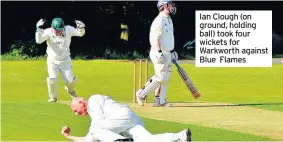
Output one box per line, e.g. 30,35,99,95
136,0,178,107
35,17,85,102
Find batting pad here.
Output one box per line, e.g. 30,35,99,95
138,77,160,99
46,77,58,98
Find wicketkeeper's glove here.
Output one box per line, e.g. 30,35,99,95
36,19,45,33
75,20,85,29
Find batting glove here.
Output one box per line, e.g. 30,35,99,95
156,50,165,64
171,51,178,61
75,20,85,29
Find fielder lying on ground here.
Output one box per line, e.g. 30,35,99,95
35,17,85,102
61,94,192,142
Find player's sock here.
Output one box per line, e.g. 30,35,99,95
154,85,161,97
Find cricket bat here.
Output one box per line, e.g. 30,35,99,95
172,59,201,99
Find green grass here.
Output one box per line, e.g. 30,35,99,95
2,102,272,141
2,60,283,105
1,60,283,140
253,105,283,112
143,118,273,141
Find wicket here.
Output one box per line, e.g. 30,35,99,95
133,59,149,103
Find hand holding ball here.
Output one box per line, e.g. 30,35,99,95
61,126,71,137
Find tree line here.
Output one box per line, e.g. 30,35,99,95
2,1,283,60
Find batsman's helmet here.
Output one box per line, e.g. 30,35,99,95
157,0,177,15
51,18,65,31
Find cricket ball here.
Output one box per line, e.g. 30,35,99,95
64,126,71,133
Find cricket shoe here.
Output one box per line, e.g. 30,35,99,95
153,97,172,107
69,90,77,99
177,129,192,142
48,97,57,103
114,138,134,142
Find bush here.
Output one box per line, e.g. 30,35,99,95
10,39,43,57
1,51,47,61
103,48,145,60
73,54,88,60
2,38,199,60
1,47,147,61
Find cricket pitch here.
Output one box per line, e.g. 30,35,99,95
128,102,283,140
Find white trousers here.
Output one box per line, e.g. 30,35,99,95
128,125,181,142
46,56,76,98
47,56,75,84
149,50,172,104
86,125,180,142
85,111,180,142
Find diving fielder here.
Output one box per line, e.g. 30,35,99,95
35,18,85,102
136,0,178,107
61,95,192,142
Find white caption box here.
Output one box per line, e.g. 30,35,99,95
195,10,272,67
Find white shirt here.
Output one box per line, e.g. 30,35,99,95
35,25,85,62
149,13,175,53
84,95,136,141
87,95,134,128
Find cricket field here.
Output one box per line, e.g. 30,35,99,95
1,60,283,141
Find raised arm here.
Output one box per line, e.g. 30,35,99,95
69,20,85,37
35,19,49,44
